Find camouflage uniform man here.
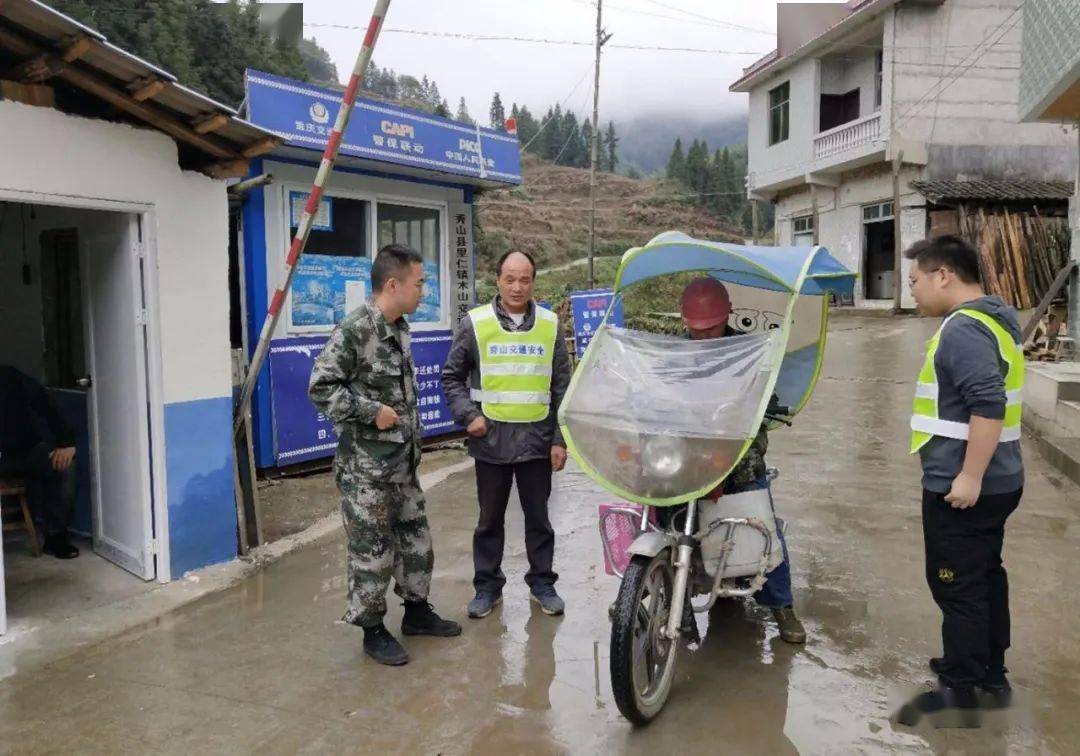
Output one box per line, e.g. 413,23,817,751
681,277,806,644
309,244,460,666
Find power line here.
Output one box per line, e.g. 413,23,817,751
303,25,767,55
564,0,770,33
890,6,1023,131
641,0,774,35
518,62,595,153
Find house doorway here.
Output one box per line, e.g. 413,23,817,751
1,200,162,636
862,200,895,300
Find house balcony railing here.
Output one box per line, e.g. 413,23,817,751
813,112,881,160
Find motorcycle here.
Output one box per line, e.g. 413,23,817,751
558,232,856,724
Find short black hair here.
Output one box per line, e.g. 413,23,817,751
903,235,982,285
496,250,536,278
371,243,423,292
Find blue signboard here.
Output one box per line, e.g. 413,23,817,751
267,332,458,466
570,288,623,358
246,69,522,185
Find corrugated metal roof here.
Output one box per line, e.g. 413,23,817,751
0,0,280,171
912,178,1074,203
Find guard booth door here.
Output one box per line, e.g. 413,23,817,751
82,213,156,580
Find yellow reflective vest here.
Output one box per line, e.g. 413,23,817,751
469,303,559,423
910,308,1024,453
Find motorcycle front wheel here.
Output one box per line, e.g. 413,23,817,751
610,551,679,724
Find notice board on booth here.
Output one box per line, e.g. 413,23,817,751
267,332,458,467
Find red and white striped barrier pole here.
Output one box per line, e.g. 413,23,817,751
234,0,392,432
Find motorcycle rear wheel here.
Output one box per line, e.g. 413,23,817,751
610,552,679,724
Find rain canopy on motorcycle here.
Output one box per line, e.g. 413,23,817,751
559,232,856,506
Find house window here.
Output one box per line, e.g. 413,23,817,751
874,50,883,110
862,201,894,222
792,214,814,247
768,81,790,145
377,203,443,324
819,88,860,132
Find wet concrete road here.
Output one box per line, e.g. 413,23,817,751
3,315,1079,754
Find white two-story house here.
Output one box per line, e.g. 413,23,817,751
731,0,1076,308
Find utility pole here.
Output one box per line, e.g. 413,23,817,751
587,0,611,290
892,149,904,311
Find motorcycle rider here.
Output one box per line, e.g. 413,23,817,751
680,276,806,644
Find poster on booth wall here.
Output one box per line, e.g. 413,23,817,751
570,289,624,358
290,254,372,327
406,261,442,324
268,333,459,467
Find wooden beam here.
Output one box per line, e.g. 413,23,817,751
60,35,92,63
0,24,241,161
241,137,278,159
12,54,57,83
128,76,165,102
1022,261,1078,343
202,159,251,180
193,112,228,134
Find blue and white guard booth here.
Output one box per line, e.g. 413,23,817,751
238,70,522,470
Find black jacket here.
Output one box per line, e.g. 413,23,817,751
442,298,571,465
0,365,75,459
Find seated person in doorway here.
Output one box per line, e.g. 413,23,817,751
0,365,79,558
680,277,805,644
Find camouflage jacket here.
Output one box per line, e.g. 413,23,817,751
308,302,421,472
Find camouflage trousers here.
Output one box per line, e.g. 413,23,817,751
338,474,434,627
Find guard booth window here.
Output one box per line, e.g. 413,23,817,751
287,193,371,330
377,203,442,324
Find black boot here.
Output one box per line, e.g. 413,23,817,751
897,684,980,728
979,667,1012,709
401,600,462,637
43,534,79,559
362,623,409,666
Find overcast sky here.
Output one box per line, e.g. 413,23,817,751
298,1,841,124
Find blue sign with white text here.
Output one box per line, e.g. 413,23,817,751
268,332,458,466
246,69,522,185
571,289,623,358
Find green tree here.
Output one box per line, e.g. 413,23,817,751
685,139,709,197
666,137,687,184
542,106,564,161
298,37,338,85
581,119,593,169
716,147,741,218
489,92,506,130
516,105,540,152
455,97,475,125
604,121,619,172
558,110,583,166
49,0,311,108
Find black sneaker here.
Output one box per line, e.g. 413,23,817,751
897,684,980,728
401,601,462,637
530,585,565,616
362,623,409,666
42,534,79,559
467,590,502,619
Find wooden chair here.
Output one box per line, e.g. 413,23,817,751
0,478,41,557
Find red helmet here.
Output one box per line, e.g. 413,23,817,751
680,277,731,330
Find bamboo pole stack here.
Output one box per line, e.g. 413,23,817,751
959,207,1070,310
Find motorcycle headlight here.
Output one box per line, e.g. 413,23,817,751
642,435,686,480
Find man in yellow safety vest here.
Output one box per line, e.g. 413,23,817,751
443,250,572,619
898,235,1024,727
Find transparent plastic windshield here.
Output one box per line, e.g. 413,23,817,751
560,327,776,503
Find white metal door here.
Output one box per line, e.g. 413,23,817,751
83,214,155,580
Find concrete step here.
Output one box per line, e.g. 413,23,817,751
1058,401,1080,437
1033,433,1080,490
